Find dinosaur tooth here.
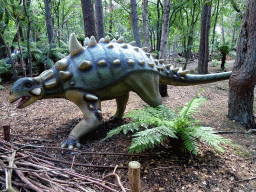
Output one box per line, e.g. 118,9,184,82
97,109,102,116
78,60,92,71
113,59,121,65
117,36,124,43
59,71,71,81
69,33,84,57
30,88,42,96
34,77,41,83
107,44,114,48
88,36,97,47
166,71,170,75
44,78,58,89
129,41,136,46
84,37,90,46
98,60,106,66
70,81,75,86
103,36,110,43
128,59,135,65
89,104,95,110
138,60,145,66
56,59,68,71
40,69,54,81
148,62,155,68
99,38,104,43
121,44,128,49
159,59,165,64
85,94,99,101
142,47,148,52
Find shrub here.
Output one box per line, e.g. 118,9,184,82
103,90,230,155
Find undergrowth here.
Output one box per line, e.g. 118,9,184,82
103,90,230,155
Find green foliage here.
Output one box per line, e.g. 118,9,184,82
219,44,230,56
103,90,230,155
211,59,220,67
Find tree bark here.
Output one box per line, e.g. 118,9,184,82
130,0,141,47
81,0,98,40
142,0,150,49
23,0,32,77
198,0,212,74
95,0,105,39
228,0,256,129
43,0,55,44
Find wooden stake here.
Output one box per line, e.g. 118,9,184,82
2,125,11,141
128,161,141,192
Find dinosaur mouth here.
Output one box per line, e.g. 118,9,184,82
11,96,31,108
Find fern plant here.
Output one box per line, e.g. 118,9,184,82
103,90,229,155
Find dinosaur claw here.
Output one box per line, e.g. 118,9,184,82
61,136,81,149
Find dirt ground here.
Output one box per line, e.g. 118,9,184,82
1,60,256,191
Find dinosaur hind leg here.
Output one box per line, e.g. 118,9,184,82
125,73,162,107
114,93,129,119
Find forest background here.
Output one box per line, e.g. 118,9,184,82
0,0,244,80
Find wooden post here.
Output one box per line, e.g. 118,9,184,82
128,161,141,192
2,125,11,141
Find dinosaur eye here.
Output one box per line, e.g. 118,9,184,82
25,82,33,88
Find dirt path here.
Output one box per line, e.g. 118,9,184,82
0,61,256,191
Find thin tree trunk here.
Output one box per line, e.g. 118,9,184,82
131,0,141,47
228,0,256,129
81,0,98,40
43,0,55,44
142,0,150,49
95,0,105,39
212,0,220,50
159,0,171,97
198,0,212,74
23,0,32,77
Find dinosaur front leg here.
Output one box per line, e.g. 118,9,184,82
61,90,102,149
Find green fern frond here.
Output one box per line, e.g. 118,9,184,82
102,122,143,141
129,126,177,153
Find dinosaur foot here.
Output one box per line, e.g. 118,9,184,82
109,116,123,122
61,135,81,149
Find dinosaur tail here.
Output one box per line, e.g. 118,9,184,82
160,67,232,86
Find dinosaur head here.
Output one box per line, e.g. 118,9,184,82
9,77,44,108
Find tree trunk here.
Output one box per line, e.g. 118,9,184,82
198,0,212,74
159,0,171,97
23,0,32,77
43,0,55,44
130,0,141,47
211,0,220,50
142,0,150,49
81,0,98,40
228,0,256,129
156,0,162,51
95,0,105,39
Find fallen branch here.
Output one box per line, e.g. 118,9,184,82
103,165,126,192
5,151,17,192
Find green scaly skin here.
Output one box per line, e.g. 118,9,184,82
9,33,232,149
